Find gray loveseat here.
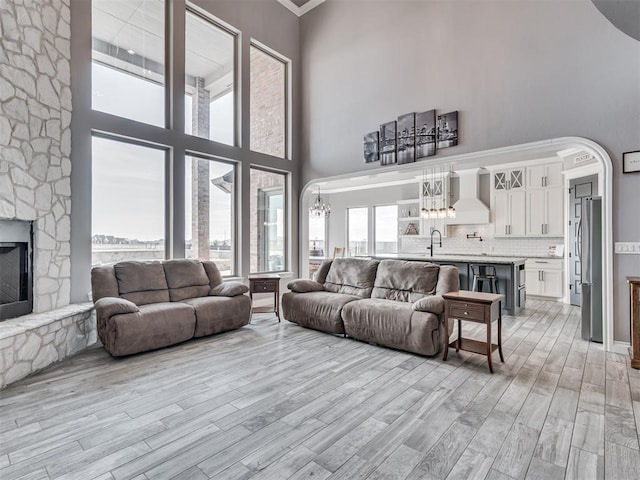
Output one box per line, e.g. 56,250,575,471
91,259,251,356
282,258,459,356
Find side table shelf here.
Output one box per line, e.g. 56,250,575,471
249,275,281,322
442,290,504,373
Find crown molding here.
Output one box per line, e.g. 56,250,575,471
277,0,326,17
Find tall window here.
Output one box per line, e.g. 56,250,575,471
250,44,287,158
185,11,235,145
374,205,398,254
309,215,326,257
92,0,165,127
250,169,286,273
348,208,368,257
92,137,165,265
185,156,235,275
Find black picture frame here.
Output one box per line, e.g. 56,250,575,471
437,111,458,149
416,109,436,159
623,150,640,173
380,121,397,165
397,113,416,164
363,131,379,163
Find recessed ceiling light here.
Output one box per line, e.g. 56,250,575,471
127,49,135,55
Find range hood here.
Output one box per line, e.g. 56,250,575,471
449,168,490,224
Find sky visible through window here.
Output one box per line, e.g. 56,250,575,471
92,65,234,244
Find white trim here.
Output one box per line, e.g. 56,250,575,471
612,341,631,355
300,137,616,352
277,0,326,17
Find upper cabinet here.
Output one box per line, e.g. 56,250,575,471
493,168,525,191
526,163,563,188
490,161,564,237
490,168,526,236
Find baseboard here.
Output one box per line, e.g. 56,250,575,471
611,341,631,355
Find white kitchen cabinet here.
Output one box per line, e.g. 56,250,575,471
525,258,564,298
493,189,526,236
526,187,564,236
527,163,563,188
492,168,525,192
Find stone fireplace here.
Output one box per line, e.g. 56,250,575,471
0,0,95,388
0,220,33,321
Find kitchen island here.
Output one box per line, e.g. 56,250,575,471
368,254,526,315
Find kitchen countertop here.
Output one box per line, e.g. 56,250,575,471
370,253,527,264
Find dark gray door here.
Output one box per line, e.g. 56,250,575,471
569,175,598,306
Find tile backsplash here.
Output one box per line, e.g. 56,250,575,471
400,224,563,258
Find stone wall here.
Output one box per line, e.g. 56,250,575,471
0,0,72,313
0,303,95,389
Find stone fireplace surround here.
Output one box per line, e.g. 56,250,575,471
0,0,96,388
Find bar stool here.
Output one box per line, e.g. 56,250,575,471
471,264,499,293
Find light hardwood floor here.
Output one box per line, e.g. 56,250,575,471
1,299,639,480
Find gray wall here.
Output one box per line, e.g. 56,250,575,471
300,0,640,342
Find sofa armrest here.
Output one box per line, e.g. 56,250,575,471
412,295,445,315
210,281,249,297
95,297,139,319
287,279,325,293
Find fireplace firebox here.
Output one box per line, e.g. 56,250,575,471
0,220,33,321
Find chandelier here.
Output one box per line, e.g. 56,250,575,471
309,188,331,217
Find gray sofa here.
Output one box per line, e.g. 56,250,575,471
91,259,251,356
282,258,459,356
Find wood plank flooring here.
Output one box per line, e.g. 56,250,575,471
1,299,639,479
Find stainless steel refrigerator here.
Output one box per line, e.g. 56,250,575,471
580,197,603,343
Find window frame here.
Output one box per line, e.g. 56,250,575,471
373,204,399,255
184,6,239,146
250,166,289,274
184,151,239,277
346,206,369,257
248,40,291,160
90,132,170,264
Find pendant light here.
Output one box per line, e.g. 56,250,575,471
447,164,456,218
438,166,447,218
309,188,331,217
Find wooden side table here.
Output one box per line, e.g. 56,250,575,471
249,275,280,321
628,277,640,369
442,290,504,373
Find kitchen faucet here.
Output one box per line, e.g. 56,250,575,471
427,228,442,257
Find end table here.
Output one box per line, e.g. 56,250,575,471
248,275,281,321
442,290,504,373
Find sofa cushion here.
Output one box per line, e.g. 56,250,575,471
287,279,325,293
314,259,333,284
435,265,461,295
412,295,445,314
91,265,119,302
323,258,379,298
210,282,249,297
202,261,223,288
342,298,443,356
114,262,170,305
181,295,251,337
104,302,196,356
371,260,439,302
163,259,210,302
282,291,360,334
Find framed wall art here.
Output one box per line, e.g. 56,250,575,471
397,113,416,164
416,109,436,159
380,121,397,165
623,150,640,173
363,131,379,163
437,111,458,149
